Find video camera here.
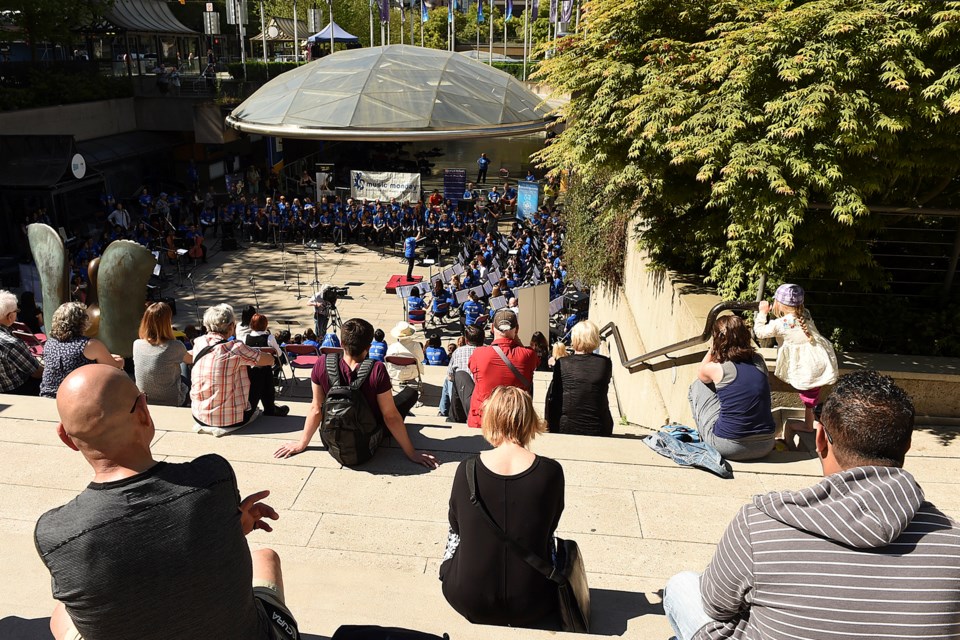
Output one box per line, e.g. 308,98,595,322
322,285,349,304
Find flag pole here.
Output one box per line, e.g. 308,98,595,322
328,0,335,53
503,3,507,58
260,0,267,63
293,0,300,62
370,0,374,46
521,0,528,80
487,0,493,64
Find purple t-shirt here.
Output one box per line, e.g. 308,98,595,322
311,355,392,424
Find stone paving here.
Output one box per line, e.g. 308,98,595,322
1,240,958,639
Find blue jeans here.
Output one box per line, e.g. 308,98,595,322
663,571,714,640
438,378,452,416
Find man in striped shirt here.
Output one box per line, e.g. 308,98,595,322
664,370,960,640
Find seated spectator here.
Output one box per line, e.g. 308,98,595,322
235,304,257,343
440,386,564,629
467,310,539,429
424,334,449,367
689,314,775,461
302,328,319,347
273,318,438,468
36,365,299,640
385,321,425,385
546,320,613,436
0,289,43,395
321,330,341,349
191,304,275,429
40,302,123,398
17,290,43,334
368,328,387,362
664,370,960,640
244,313,290,417
529,331,550,372
133,302,192,407
440,325,484,418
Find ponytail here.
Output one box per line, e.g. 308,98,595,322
795,304,814,343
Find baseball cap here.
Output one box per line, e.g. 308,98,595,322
493,309,519,332
774,284,804,307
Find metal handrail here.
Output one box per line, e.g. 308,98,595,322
598,300,760,373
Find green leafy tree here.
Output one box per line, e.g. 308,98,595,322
534,0,960,299
5,0,110,62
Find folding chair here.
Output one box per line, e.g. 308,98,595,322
254,347,287,396
407,308,427,330
384,355,422,394
429,301,450,326
284,344,320,384
13,330,44,358
320,346,344,357
12,321,46,344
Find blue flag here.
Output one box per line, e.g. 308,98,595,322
549,0,557,23
380,0,390,22
477,0,483,23
422,0,429,22
505,0,513,20
448,0,452,22
531,0,538,20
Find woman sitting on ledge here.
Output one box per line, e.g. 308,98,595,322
688,315,776,461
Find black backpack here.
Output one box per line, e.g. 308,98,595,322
320,355,383,466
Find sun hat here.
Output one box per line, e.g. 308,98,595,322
492,309,519,332
390,321,416,339
774,284,804,307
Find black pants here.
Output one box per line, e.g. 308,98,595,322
248,366,278,412
477,167,488,183
406,255,415,279
393,387,418,417
8,376,40,396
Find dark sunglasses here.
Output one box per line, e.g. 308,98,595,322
813,403,833,444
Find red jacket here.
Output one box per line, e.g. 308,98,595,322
467,337,539,429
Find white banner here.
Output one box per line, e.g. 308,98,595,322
350,170,421,203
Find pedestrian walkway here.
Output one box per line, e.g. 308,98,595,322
1,242,958,638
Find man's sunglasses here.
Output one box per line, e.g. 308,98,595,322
813,403,833,444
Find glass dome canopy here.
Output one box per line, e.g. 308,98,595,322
225,45,552,141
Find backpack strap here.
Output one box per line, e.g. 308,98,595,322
193,339,227,364
491,345,532,392
351,358,375,391
326,352,344,387
464,457,562,583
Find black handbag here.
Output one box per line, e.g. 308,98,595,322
465,457,591,633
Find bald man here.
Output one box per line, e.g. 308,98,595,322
34,365,300,640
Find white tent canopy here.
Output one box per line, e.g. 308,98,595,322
307,21,360,43
225,45,552,141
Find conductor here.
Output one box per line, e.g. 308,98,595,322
403,230,424,281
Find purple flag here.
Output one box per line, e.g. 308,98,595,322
505,0,513,20
549,0,557,23
561,0,571,22
380,0,390,23
531,0,538,20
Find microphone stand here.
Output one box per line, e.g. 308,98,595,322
187,271,202,326
249,275,260,310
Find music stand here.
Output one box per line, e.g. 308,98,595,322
549,297,565,316
452,263,465,276
490,295,507,311
289,248,306,299
454,289,471,305
482,282,493,296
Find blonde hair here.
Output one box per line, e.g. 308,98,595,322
481,386,545,447
771,300,813,343
570,320,600,353
50,302,90,342
138,302,175,345
552,342,569,360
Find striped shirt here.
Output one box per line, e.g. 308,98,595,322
0,325,40,392
697,466,960,640
189,334,259,427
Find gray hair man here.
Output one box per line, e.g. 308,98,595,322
0,289,43,395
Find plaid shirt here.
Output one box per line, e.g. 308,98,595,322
446,344,478,381
190,333,260,427
0,325,40,392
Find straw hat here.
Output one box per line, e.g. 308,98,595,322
390,321,416,339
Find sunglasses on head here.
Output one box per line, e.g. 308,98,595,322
813,402,833,444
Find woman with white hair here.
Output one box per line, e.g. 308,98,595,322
545,319,614,436
190,303,275,429
40,302,123,398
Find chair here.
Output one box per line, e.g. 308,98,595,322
284,344,320,383
13,330,44,358
429,301,450,326
384,355,422,394
407,308,427,329
320,346,344,357
11,321,45,344
254,347,287,396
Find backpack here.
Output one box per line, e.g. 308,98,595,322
320,355,383,466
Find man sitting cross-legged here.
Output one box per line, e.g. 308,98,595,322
663,370,960,640
35,364,300,640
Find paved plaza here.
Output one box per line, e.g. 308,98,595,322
1,241,959,639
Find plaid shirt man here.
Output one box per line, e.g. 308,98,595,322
190,333,260,427
0,325,41,392
446,344,478,381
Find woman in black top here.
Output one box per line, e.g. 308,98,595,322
546,320,614,436
440,386,565,628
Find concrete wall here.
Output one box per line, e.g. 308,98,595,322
0,99,138,142
592,245,960,429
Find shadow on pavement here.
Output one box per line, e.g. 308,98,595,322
590,588,664,636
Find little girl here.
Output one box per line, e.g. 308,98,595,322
754,284,839,432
